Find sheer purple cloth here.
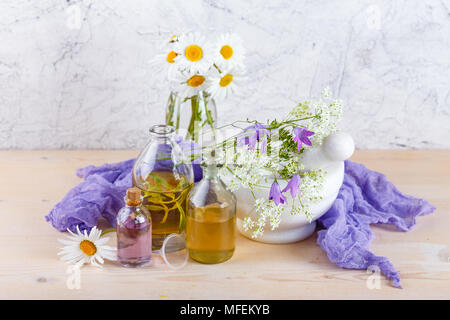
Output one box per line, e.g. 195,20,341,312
317,160,435,288
45,158,134,233
46,158,434,287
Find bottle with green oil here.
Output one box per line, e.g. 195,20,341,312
186,156,236,264
132,125,194,251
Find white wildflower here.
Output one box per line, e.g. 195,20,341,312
242,217,254,231
251,227,264,239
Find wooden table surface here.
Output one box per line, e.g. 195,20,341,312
0,150,449,300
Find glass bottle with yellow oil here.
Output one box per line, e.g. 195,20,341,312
186,156,236,264
132,125,194,251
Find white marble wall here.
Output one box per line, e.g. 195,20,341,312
0,0,449,149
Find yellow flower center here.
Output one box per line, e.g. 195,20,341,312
185,45,203,62
166,51,178,63
219,74,233,87
187,75,205,87
220,45,233,60
80,240,97,256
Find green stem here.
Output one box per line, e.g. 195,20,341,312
175,97,181,130
100,229,117,237
187,96,198,141
213,63,222,74
224,165,270,190
166,92,176,126
215,119,258,130
184,115,319,164
203,93,217,143
214,116,316,132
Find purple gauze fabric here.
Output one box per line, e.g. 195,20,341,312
45,158,135,233
45,138,202,233
317,160,435,288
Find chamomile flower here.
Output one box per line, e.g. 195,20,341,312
214,33,245,69
174,32,213,74
57,226,116,267
149,35,181,81
206,67,245,101
171,69,208,98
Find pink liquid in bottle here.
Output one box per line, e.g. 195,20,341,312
116,188,152,267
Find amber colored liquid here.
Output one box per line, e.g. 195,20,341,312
186,204,236,264
136,170,192,250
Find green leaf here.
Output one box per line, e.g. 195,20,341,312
176,200,186,232
145,172,173,191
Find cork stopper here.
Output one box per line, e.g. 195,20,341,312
126,187,141,205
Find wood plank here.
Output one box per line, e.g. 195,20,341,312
0,150,448,299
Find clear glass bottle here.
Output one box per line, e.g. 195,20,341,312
186,156,237,264
116,187,152,267
132,125,194,251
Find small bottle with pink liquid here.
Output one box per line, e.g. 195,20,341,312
116,187,152,267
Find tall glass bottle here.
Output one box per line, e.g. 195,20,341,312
186,157,237,264
116,187,152,267
132,125,194,251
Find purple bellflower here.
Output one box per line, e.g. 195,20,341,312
269,181,287,205
237,123,271,152
293,127,314,151
259,137,268,153
248,123,271,150
236,134,250,147
282,174,301,198
252,123,271,140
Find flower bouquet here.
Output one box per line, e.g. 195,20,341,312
208,88,351,242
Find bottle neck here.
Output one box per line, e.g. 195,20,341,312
126,201,141,207
149,125,176,142
204,165,220,180
149,133,175,143
125,197,141,207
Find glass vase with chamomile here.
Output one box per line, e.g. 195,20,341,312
132,125,194,251
165,90,217,144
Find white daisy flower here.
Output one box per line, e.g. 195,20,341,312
174,32,213,74
206,67,245,101
214,33,245,69
170,69,208,98
149,35,180,80
57,226,116,267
